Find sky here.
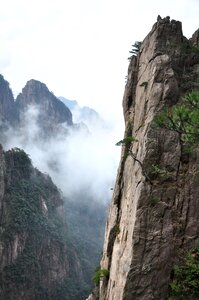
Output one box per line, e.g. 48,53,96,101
0,0,199,123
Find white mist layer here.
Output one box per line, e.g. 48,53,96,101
4,105,122,203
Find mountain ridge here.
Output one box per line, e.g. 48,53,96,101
0,74,108,299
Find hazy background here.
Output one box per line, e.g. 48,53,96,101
4,104,121,203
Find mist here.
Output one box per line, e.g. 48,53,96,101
4,104,122,203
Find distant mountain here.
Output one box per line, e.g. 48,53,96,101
59,96,78,110
59,96,103,126
16,80,73,137
0,76,74,130
0,76,74,139
0,75,103,135
16,80,73,126
0,75,19,126
0,74,107,299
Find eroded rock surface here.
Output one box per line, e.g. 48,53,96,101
0,146,83,300
16,79,73,135
99,17,199,300
0,75,19,126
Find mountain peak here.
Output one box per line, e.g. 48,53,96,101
16,79,73,131
17,79,58,105
23,79,49,91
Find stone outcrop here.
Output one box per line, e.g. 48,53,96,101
16,79,73,135
0,76,74,139
0,75,19,126
99,17,199,300
0,146,83,300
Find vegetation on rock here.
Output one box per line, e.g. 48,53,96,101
128,41,142,59
154,90,199,146
169,247,199,299
116,136,137,146
0,147,87,300
92,267,109,286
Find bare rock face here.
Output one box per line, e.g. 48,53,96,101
0,75,19,126
190,29,199,47
99,18,199,300
16,79,73,135
0,146,82,300
0,76,73,138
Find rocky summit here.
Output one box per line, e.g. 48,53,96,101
0,76,73,138
16,79,73,131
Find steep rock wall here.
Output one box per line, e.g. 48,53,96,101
0,146,83,300
0,75,73,139
16,79,73,136
0,75,19,126
99,17,199,300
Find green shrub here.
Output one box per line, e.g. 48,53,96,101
116,136,137,146
140,81,148,89
154,90,199,146
4,147,32,179
169,248,199,299
128,41,142,59
151,164,172,179
114,224,120,235
92,268,109,286
149,196,160,207
181,43,199,54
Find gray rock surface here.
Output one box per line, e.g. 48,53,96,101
16,79,73,135
0,146,82,299
99,17,199,300
0,76,73,138
0,75,19,126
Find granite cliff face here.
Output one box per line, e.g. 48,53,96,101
99,17,199,300
0,75,18,126
0,146,84,300
16,79,73,135
0,76,73,138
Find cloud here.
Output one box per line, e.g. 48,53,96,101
4,104,121,203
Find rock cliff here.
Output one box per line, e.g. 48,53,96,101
16,79,73,136
0,75,19,126
0,75,74,139
0,146,84,300
0,76,106,299
99,17,199,300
